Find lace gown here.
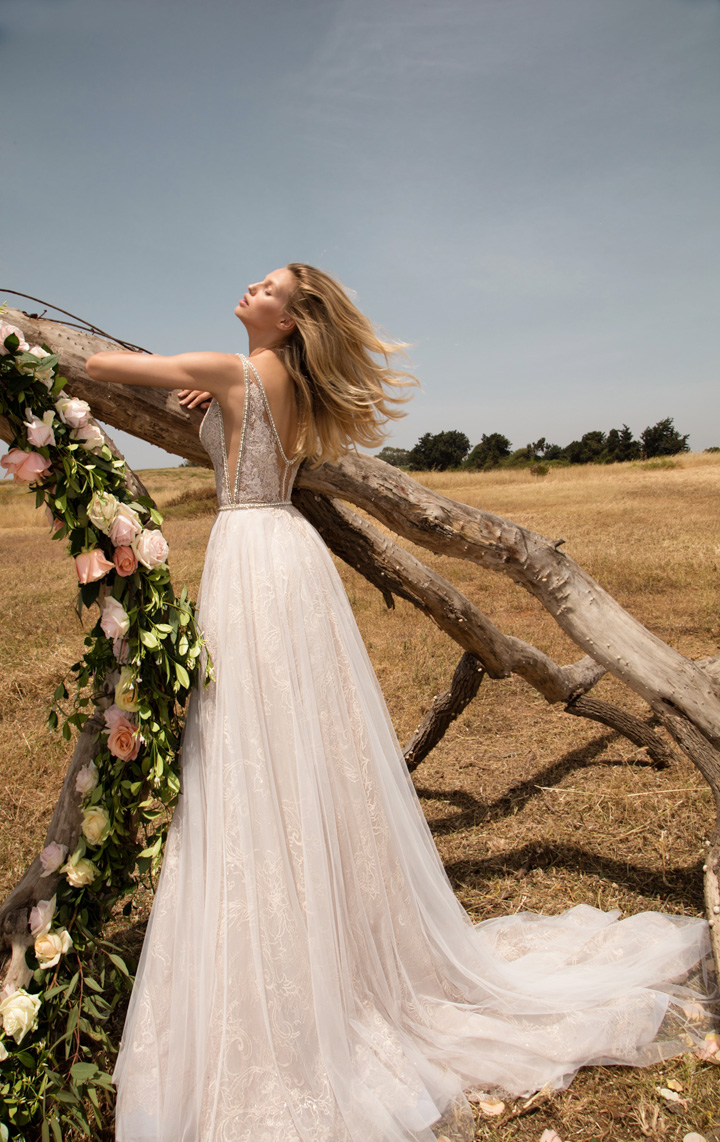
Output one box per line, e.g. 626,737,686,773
113,355,713,1142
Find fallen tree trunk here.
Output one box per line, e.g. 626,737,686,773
1,305,719,981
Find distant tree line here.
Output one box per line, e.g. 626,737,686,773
376,417,697,472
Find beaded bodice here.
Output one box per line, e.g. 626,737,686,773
199,354,300,510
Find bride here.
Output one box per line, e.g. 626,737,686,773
86,264,713,1142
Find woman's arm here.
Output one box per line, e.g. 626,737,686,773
85,350,241,395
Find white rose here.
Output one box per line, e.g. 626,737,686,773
75,760,99,795
100,597,130,640
39,842,68,877
88,491,119,534
0,321,29,355
81,805,111,847
0,1039,7,1062
29,895,56,938
34,927,73,970
0,989,41,1045
62,856,97,888
55,396,91,428
71,423,105,454
132,528,169,570
0,1120,8,1142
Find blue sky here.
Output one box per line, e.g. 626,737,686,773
2,0,719,468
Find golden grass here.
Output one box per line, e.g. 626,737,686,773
1,454,719,1141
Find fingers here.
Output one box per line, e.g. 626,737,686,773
177,389,213,410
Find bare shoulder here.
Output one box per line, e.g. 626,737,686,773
247,350,294,392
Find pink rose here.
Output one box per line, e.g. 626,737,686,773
107,716,141,761
39,842,68,877
113,546,138,576
109,503,142,546
54,396,90,428
132,528,169,569
100,597,130,640
104,703,130,729
24,409,56,448
0,321,29,355
29,895,56,938
1,448,52,483
75,548,115,584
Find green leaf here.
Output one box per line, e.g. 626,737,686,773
174,662,190,689
107,952,131,977
69,1061,98,1083
139,629,160,649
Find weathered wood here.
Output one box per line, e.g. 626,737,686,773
404,654,485,772
660,710,720,978
565,695,679,768
294,489,606,703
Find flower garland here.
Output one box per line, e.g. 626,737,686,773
0,311,211,1140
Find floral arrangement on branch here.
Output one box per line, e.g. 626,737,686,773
0,312,211,1140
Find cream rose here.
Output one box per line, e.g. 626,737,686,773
109,503,143,547
75,548,115,584
0,321,29,355
100,597,130,640
29,895,56,938
0,989,41,1045
34,927,73,970
115,666,140,711
71,423,105,454
75,761,99,796
62,856,97,888
88,491,119,534
81,805,111,847
24,408,56,448
39,842,68,877
132,528,169,570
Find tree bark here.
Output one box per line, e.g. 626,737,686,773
404,654,485,772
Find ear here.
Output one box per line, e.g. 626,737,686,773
278,314,296,333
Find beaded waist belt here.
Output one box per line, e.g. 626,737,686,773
217,500,294,511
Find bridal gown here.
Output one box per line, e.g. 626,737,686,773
113,355,714,1142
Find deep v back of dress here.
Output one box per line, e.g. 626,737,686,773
113,354,713,1142
199,354,299,509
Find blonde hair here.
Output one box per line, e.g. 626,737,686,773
274,263,417,465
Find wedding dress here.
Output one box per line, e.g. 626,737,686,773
113,355,713,1142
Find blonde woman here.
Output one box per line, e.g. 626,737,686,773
87,264,711,1142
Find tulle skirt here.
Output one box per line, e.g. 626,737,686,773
113,505,713,1142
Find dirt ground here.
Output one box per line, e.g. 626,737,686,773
1,453,718,1140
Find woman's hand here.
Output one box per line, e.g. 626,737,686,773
178,389,213,411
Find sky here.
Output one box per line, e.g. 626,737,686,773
1,0,719,468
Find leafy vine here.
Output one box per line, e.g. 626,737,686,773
0,311,210,1140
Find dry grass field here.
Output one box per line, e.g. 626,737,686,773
1,453,719,1140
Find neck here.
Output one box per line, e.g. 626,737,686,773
246,329,288,356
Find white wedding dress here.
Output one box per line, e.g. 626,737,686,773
113,355,713,1142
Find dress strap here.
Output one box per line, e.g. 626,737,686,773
237,354,295,467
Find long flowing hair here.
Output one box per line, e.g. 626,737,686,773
274,263,417,465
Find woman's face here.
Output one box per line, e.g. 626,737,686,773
234,267,296,339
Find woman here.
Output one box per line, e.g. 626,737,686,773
87,265,712,1142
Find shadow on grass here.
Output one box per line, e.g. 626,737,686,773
413,729,667,837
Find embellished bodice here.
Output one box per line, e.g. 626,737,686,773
199,354,300,510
